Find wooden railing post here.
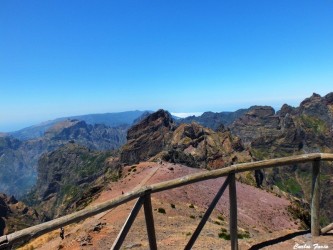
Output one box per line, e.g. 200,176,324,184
311,159,321,236
229,173,238,250
111,197,144,250
143,192,157,250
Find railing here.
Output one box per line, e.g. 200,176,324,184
1,153,333,249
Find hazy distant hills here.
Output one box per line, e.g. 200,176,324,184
177,109,249,130
8,110,151,141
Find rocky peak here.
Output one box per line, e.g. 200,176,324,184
120,110,175,164
126,109,174,141
299,92,332,123
277,104,295,117
132,111,152,125
300,93,322,107
165,122,250,168
121,109,251,168
324,92,333,104
247,106,275,117
230,106,280,145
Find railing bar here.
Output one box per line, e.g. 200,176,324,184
229,173,238,250
321,222,333,234
111,196,144,250
149,153,324,194
311,160,321,236
143,193,157,250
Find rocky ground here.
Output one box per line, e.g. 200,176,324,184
17,161,333,250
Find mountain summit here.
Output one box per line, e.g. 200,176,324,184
121,109,251,168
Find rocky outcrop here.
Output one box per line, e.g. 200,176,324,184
120,110,176,164
0,193,39,236
230,106,280,146
228,92,333,224
229,93,333,157
163,122,250,168
120,110,251,168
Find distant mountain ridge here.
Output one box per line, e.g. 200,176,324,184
178,108,251,130
9,110,151,141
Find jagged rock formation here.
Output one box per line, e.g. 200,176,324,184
28,143,120,219
120,109,251,168
0,120,126,198
164,122,249,168
228,92,333,225
0,193,39,236
120,110,176,164
230,93,333,156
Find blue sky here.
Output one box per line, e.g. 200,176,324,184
1,0,333,132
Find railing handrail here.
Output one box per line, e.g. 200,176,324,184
1,153,333,248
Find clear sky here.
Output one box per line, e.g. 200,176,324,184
1,0,333,132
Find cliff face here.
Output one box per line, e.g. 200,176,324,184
120,109,251,168
229,93,333,157
30,143,119,219
229,92,333,225
164,122,250,168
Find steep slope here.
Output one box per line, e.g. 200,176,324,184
0,120,125,198
27,143,120,220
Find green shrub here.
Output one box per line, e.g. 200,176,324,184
217,215,224,221
157,208,166,214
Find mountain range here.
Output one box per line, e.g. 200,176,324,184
1,92,333,245
6,110,151,141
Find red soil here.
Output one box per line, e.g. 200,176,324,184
28,162,332,250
